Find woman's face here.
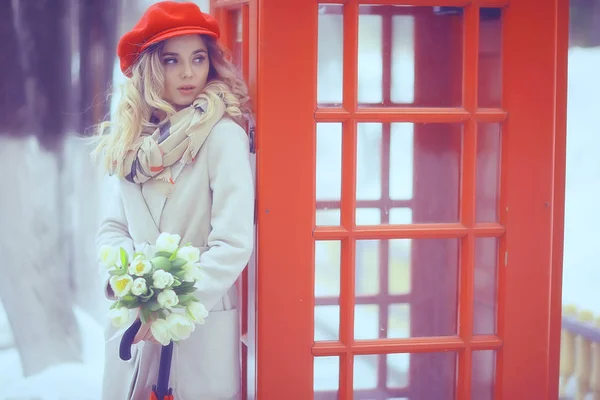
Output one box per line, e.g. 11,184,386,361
160,34,210,111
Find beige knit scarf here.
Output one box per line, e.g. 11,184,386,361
115,93,226,185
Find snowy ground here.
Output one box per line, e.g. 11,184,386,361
0,45,597,400
0,307,104,400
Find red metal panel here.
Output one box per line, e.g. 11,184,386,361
500,0,567,398
255,1,317,398
242,4,250,83
211,2,258,398
313,335,501,356
549,0,569,398
339,2,359,398
315,107,507,123
213,0,249,8
456,5,480,400
314,223,505,241
246,2,259,398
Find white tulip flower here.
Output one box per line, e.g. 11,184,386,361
99,245,119,269
156,233,181,253
150,318,172,346
177,246,200,265
157,289,179,309
181,263,203,283
108,306,131,328
152,270,175,289
128,259,152,277
131,278,148,296
167,313,196,341
187,302,208,324
109,275,133,297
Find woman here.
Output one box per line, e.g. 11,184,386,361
92,2,254,399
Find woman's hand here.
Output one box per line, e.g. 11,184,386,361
132,322,160,344
132,311,160,345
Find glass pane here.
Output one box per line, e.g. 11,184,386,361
476,123,501,223
318,4,343,106
353,352,456,399
356,208,381,225
358,122,461,224
471,351,496,400
389,239,411,295
387,304,410,338
317,209,341,226
391,15,415,103
316,123,342,226
354,304,379,340
314,356,340,397
315,241,341,341
389,123,413,201
389,208,412,224
356,123,382,202
315,305,340,342
354,354,379,391
474,238,498,335
387,353,409,389
355,239,459,339
478,8,502,108
358,9,383,104
411,123,461,222
405,352,457,400
356,240,380,297
358,6,462,107
231,10,243,72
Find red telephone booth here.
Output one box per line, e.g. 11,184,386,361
211,0,568,399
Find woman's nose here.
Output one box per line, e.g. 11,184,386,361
181,62,193,78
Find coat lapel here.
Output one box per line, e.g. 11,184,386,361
141,121,215,231
170,160,187,183
142,161,186,232
120,180,161,245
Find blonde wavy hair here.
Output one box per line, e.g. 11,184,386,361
91,36,250,174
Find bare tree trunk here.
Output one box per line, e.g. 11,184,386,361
0,0,82,377
11,0,72,150
0,137,82,377
78,0,120,134
570,0,600,47
0,0,27,134
63,0,121,323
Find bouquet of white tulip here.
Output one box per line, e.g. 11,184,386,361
99,232,209,346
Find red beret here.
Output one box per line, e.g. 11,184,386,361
117,1,220,76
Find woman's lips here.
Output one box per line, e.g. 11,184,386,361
178,86,196,95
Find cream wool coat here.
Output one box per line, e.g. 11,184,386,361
96,117,254,400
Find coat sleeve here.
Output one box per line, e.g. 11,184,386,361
96,176,135,299
196,120,254,311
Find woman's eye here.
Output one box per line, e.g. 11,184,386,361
163,58,177,65
194,56,206,63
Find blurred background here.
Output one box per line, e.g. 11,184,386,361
0,0,597,399
0,1,209,398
